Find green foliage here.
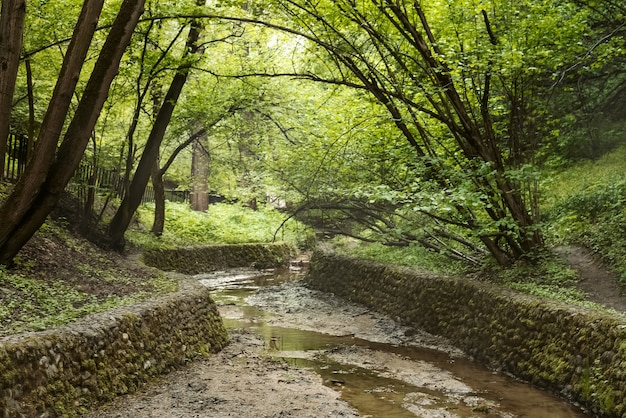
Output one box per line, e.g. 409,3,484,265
262,0,593,261
508,282,594,306
487,248,578,286
0,267,174,336
330,237,465,275
479,250,612,308
128,202,314,249
543,146,626,285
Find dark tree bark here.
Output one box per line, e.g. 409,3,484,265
25,58,35,160
80,133,98,235
108,15,204,250
150,158,165,236
0,0,106,262
0,0,26,178
0,0,145,265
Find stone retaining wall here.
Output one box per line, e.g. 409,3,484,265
143,243,296,274
0,279,229,417
306,250,626,417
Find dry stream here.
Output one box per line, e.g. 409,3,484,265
88,268,590,417
206,268,588,418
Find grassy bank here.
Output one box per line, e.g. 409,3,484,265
0,197,312,337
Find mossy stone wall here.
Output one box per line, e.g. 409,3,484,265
143,243,296,274
0,279,229,417
306,250,626,417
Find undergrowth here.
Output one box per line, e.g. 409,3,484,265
330,237,466,275
127,202,314,250
543,146,626,287
0,213,177,336
480,250,599,307
0,267,173,336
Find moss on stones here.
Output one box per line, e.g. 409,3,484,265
142,242,296,274
306,249,626,418
0,279,229,417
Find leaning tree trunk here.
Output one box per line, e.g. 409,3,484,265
0,0,106,263
0,0,145,265
108,16,204,250
0,0,26,178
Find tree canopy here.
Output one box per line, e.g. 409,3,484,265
0,0,624,266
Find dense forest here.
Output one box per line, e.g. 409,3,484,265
1,0,625,270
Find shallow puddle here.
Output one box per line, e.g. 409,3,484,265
199,269,590,418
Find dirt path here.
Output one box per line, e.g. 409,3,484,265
555,245,626,311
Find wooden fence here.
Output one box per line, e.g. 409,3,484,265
3,133,28,181
3,135,189,205
68,163,190,204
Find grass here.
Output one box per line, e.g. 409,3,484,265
127,202,314,250
541,145,626,285
0,198,313,336
542,146,626,206
0,220,178,336
330,237,466,275
0,267,174,336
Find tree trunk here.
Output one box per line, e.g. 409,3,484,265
150,159,165,236
0,0,105,262
25,58,36,160
108,17,204,250
80,133,99,235
190,133,210,212
0,0,145,265
0,0,26,178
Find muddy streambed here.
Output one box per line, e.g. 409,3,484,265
203,268,588,418
87,268,590,418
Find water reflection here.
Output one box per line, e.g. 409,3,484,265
205,270,589,418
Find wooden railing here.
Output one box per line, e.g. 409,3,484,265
68,163,190,204
3,136,189,205
3,132,28,181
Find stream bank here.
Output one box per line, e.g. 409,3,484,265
307,250,626,417
87,268,588,417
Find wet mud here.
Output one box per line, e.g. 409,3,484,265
86,269,589,417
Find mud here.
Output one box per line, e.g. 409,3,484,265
84,328,357,417
86,270,588,418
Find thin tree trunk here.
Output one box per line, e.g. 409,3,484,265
150,159,165,235
108,16,204,250
81,132,98,235
190,132,210,212
0,0,145,265
0,0,26,177
25,58,36,160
